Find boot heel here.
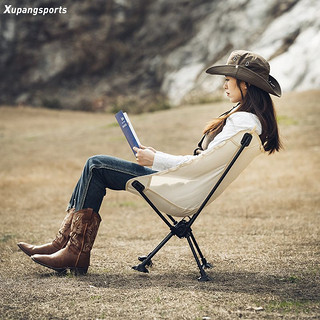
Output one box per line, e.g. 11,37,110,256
70,267,88,275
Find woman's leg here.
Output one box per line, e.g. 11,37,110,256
19,155,156,259
30,155,157,274
68,155,157,213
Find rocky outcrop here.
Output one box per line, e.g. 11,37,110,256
0,0,319,111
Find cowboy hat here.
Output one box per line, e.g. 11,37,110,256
206,50,281,97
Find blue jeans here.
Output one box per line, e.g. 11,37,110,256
67,155,157,213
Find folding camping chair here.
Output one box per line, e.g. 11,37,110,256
126,129,264,281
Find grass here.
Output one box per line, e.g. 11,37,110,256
265,299,315,313
277,114,299,126
0,90,319,319
0,234,15,243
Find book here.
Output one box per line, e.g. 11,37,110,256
115,110,141,155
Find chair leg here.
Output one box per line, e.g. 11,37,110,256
189,231,213,269
186,235,212,281
138,255,153,267
132,232,174,273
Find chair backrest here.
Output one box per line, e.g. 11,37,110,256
126,130,264,217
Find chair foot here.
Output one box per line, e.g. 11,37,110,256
138,256,153,267
202,261,213,269
198,274,212,282
132,264,149,273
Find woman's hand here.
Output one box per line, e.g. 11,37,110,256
133,145,156,167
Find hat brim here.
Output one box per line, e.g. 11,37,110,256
206,65,281,97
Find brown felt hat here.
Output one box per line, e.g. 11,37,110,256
206,50,281,97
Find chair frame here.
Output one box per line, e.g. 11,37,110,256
131,132,253,281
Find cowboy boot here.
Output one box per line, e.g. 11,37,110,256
31,208,101,275
17,208,76,257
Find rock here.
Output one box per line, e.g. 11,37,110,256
0,0,318,110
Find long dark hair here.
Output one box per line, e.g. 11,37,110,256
204,80,282,154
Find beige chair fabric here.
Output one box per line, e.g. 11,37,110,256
126,130,264,217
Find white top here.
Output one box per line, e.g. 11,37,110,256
152,112,262,171
128,130,263,217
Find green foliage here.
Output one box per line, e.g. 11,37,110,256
279,275,300,283
105,122,119,128
42,98,62,110
188,94,224,105
119,201,140,208
148,98,171,113
265,299,314,313
110,96,172,114
0,234,14,243
76,98,95,112
277,115,298,125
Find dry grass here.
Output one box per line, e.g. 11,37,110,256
0,91,319,319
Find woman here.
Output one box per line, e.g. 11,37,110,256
17,50,282,274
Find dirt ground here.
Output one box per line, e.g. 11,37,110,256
0,91,319,319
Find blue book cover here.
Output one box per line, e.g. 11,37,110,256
115,110,141,155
